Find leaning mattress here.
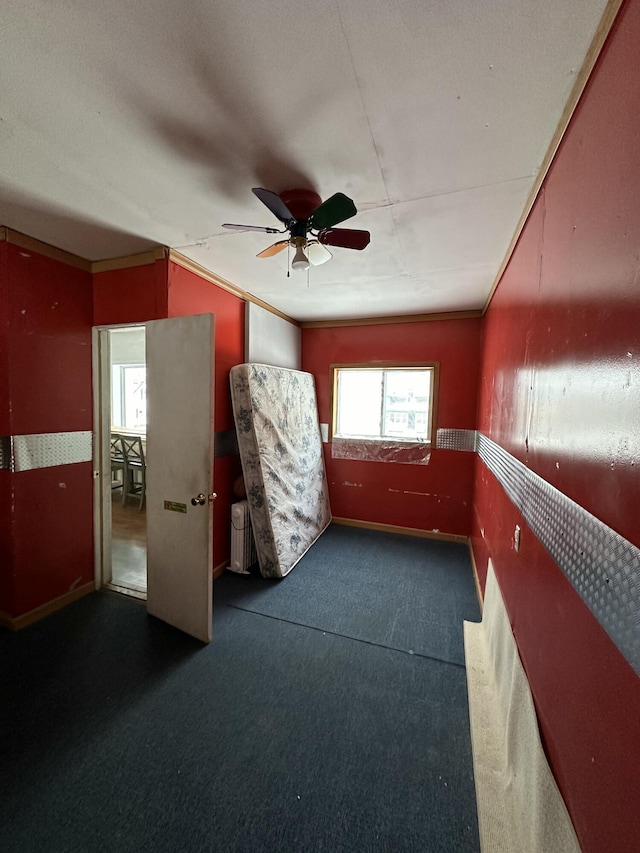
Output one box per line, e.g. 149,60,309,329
230,363,331,579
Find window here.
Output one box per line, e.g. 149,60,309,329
331,364,438,444
111,364,147,432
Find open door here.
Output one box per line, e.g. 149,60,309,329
145,314,215,642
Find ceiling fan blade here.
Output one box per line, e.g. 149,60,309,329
318,228,370,250
252,188,295,223
222,222,282,233
308,192,357,230
307,241,332,266
256,240,289,258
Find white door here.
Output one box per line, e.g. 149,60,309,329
145,314,215,642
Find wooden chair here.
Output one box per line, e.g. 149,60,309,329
110,433,126,497
122,435,146,510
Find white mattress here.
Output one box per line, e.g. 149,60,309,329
230,363,331,578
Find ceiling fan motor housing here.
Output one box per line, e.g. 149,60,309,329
223,186,370,257
278,188,322,222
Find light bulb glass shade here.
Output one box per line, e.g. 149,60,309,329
307,241,332,266
291,245,310,271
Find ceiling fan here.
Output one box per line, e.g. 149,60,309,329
222,188,370,271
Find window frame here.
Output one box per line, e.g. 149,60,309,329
329,362,440,445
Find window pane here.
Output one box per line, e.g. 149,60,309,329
383,369,431,440
122,366,147,431
334,365,435,444
337,370,382,438
111,365,123,428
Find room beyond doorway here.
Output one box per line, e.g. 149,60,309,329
111,493,147,594
102,325,148,598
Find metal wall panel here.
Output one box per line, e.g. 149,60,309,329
436,428,477,451
476,433,640,677
10,431,93,472
434,427,640,675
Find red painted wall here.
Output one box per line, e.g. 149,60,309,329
93,259,168,325
0,242,94,617
302,318,481,536
0,242,9,435
473,2,640,849
0,469,12,613
167,262,244,569
0,241,12,613
94,258,244,572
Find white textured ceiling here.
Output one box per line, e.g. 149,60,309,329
0,0,611,321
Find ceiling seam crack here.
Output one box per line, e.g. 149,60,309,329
333,0,407,276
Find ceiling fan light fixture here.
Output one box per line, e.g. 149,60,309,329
290,237,310,271
226,187,370,271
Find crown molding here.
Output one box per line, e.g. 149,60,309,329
169,250,299,325
91,247,167,273
0,227,92,271
300,309,483,329
0,227,169,275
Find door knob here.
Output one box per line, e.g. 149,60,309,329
191,493,217,506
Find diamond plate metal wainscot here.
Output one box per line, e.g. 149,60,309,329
0,435,13,471
476,433,640,677
12,431,93,472
436,428,478,452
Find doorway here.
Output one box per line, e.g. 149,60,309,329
95,325,148,599
94,313,216,642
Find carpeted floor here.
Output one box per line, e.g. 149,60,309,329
0,525,481,852
218,524,480,665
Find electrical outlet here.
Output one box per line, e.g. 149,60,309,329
513,524,521,552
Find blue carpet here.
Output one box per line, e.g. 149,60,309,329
0,527,481,852
218,524,481,666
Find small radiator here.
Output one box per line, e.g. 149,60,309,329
229,500,257,574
